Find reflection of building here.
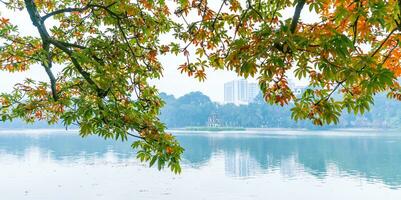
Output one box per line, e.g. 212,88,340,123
280,155,300,178
224,79,259,105
225,151,258,177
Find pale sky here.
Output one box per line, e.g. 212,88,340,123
0,2,317,102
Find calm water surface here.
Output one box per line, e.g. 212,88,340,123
1,129,401,199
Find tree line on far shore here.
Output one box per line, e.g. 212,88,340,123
159,92,401,129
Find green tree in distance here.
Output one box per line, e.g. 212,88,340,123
1,0,401,173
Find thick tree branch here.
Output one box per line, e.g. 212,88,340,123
290,0,306,33
42,42,58,101
24,0,108,98
25,0,58,100
271,0,306,54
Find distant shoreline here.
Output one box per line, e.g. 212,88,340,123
168,127,400,133
175,127,246,132
0,127,399,135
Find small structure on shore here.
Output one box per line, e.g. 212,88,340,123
207,112,220,127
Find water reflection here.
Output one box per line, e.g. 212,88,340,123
1,131,401,189
179,133,401,188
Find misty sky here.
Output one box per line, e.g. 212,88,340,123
0,2,317,102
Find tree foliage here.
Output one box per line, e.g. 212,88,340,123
1,0,401,172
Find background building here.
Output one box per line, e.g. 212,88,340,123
224,79,259,105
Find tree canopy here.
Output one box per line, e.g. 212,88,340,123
1,0,401,172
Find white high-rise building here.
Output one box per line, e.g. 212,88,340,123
247,82,259,102
224,79,259,105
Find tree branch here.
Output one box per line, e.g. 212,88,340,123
24,0,108,98
247,0,263,20
371,28,397,57
381,41,399,65
42,42,58,101
127,132,145,140
56,40,87,49
352,15,359,45
41,2,119,21
211,0,226,30
290,0,306,33
314,29,398,106
41,5,91,21
314,80,346,105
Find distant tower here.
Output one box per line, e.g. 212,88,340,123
207,112,220,127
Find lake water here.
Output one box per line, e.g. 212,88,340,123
1,129,401,199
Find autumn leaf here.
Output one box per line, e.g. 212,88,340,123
195,70,206,81
0,17,10,24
